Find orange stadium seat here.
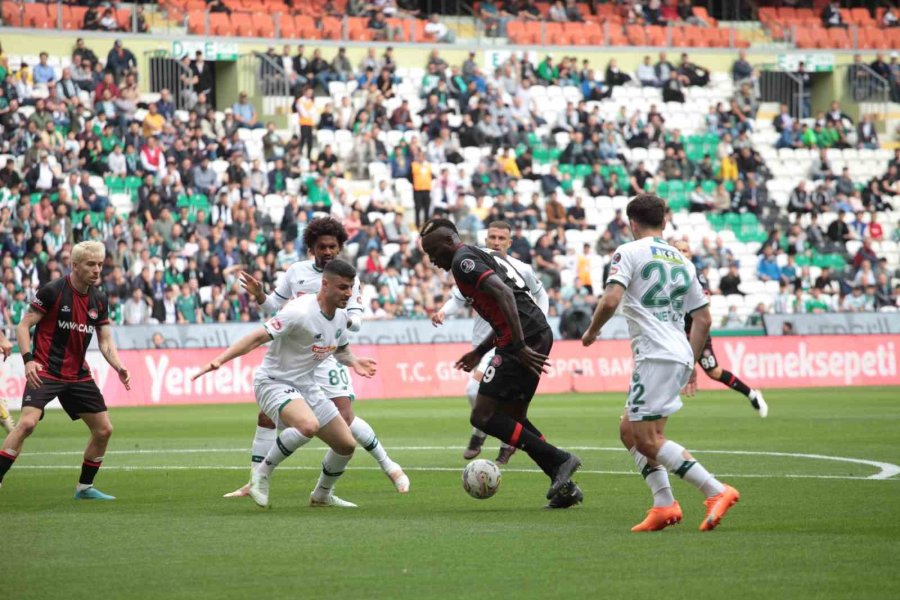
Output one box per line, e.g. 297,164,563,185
278,15,298,38
626,25,646,46
850,8,875,27
692,6,717,27
233,13,258,37
23,3,51,29
321,16,342,39
62,6,88,30
295,15,321,39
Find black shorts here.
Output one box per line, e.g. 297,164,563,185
22,379,107,421
479,328,553,404
699,337,718,371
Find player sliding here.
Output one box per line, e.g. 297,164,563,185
0,241,131,499
420,218,582,509
432,221,549,465
583,195,740,531
671,240,768,417
193,259,377,508
227,217,408,498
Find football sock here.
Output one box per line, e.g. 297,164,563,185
258,428,310,476
250,426,277,470
312,449,353,500
77,457,103,490
349,417,392,472
656,440,725,498
521,419,549,474
0,449,18,483
716,370,752,397
466,379,487,439
479,413,567,475
630,447,675,507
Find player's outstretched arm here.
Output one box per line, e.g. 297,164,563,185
16,308,44,389
0,332,11,361
479,274,549,377
97,325,130,390
432,288,466,327
241,270,289,315
582,283,624,347
333,344,377,378
192,327,272,381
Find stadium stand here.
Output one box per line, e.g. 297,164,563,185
0,5,898,333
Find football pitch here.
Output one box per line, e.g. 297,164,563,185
3,387,899,600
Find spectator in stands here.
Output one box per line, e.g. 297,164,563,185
679,53,709,87
884,7,899,27
99,8,119,32
857,113,879,149
533,233,561,289
787,180,816,215
425,14,455,43
232,92,260,130
756,246,782,282
107,40,137,83
804,287,831,313
732,49,754,85
549,1,568,22
822,2,847,28
33,53,54,85
636,56,659,87
83,6,101,30
662,71,685,103
605,59,631,89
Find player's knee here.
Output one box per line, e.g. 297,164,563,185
257,412,276,429
93,423,113,440
296,421,319,438
470,406,493,430
335,441,355,456
635,437,661,460
17,416,39,437
619,421,634,449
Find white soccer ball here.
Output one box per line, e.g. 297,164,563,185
462,459,502,499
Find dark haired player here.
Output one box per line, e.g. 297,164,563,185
420,218,582,508
227,217,408,498
0,241,131,499
671,240,767,417
582,195,740,532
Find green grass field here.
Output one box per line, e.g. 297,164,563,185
3,387,899,600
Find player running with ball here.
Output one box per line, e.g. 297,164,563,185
583,195,740,532
432,221,549,465
421,218,582,509
193,259,377,508
226,217,408,498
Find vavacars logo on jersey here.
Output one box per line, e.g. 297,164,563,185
651,246,684,265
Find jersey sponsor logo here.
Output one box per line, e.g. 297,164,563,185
33,298,43,306
650,246,684,265
88,308,99,320
335,329,343,338
312,344,337,360
269,318,283,331
460,258,476,273
57,320,95,334
61,305,71,313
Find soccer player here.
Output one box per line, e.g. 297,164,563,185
0,332,14,432
193,259,377,508
0,241,131,499
582,195,740,532
227,217,408,498
432,221,549,465
671,240,768,417
420,218,582,508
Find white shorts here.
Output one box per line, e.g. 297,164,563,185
314,356,356,400
253,373,340,430
475,348,496,376
625,359,693,422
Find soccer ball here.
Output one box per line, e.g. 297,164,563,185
462,459,502,499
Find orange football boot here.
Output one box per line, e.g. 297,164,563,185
631,501,683,532
699,484,740,531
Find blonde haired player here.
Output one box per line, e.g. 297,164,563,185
0,241,131,498
432,221,549,464
583,195,740,532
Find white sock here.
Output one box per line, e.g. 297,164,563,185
257,428,310,476
466,379,487,439
312,449,353,500
656,440,725,498
75,483,92,492
630,446,675,507
349,417,392,472
250,426,277,470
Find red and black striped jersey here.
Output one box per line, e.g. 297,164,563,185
684,269,711,335
450,244,548,347
29,275,110,381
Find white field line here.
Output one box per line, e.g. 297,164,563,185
20,446,900,481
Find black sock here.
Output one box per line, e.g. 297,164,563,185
521,420,552,476
479,413,567,475
717,370,752,397
0,451,16,483
79,460,102,486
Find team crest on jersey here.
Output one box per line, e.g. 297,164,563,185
612,253,622,264
88,308,99,320
460,259,476,273
61,305,71,313
491,355,502,367
269,318,283,331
